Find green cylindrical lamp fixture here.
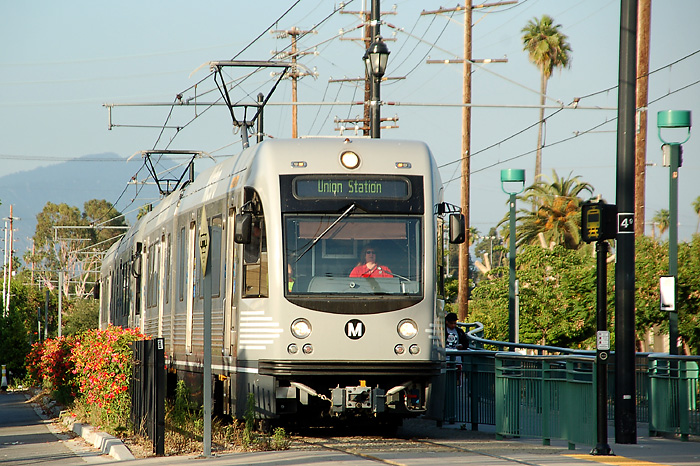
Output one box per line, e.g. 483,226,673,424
657,110,691,355
501,169,525,345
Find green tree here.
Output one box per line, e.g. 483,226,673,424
62,298,99,336
500,171,594,250
25,200,125,299
633,236,669,338
652,209,670,239
521,15,572,180
470,244,597,347
678,235,700,353
692,195,700,234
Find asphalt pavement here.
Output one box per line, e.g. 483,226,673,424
0,390,112,464
2,388,700,466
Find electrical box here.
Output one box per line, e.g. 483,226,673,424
581,201,617,243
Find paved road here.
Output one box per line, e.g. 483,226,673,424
3,389,700,466
0,390,110,465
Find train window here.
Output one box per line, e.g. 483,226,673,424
242,189,268,298
284,215,422,297
165,234,170,304
211,216,222,297
178,227,185,302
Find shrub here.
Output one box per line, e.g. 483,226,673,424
70,325,147,431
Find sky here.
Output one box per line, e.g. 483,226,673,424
2,0,699,255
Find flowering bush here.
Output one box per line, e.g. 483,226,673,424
25,337,77,402
25,325,148,433
70,325,148,428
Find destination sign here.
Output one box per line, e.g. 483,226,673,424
294,177,410,200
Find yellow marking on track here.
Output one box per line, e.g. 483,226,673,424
566,454,671,466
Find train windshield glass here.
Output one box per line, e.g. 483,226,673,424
284,215,422,296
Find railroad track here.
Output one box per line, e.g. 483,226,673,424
293,432,553,466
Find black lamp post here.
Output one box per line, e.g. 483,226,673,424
501,169,525,345
364,37,390,138
657,109,691,355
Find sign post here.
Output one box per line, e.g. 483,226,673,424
199,207,212,457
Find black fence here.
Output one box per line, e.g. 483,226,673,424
130,338,165,455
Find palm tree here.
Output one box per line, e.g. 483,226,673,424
693,195,700,233
500,170,593,250
521,15,572,181
652,209,670,238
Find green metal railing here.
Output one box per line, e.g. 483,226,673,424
442,323,699,446
444,352,496,428
494,353,596,449
648,354,700,440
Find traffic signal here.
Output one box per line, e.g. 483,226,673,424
581,201,617,243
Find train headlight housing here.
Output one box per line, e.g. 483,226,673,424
394,344,405,355
287,343,298,354
397,319,418,340
291,318,312,339
340,151,360,169
302,343,314,354
409,344,420,355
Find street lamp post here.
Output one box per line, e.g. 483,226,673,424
501,169,526,345
657,110,691,355
364,38,390,138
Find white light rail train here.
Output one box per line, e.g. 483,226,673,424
100,137,465,427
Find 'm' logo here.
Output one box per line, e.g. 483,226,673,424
345,319,365,339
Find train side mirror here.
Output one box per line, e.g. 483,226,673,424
234,213,252,244
449,213,466,244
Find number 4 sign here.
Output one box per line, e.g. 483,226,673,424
618,213,634,234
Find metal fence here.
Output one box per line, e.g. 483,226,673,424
648,354,700,439
494,353,597,449
130,338,165,455
441,323,699,446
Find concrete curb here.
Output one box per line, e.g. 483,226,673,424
62,414,135,461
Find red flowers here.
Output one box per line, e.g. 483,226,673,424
25,325,148,424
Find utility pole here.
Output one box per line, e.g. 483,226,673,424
634,0,651,237
271,27,318,138
422,1,513,322
3,206,17,318
337,2,398,136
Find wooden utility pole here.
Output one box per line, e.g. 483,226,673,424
337,4,398,135
423,2,513,321
271,27,317,138
635,0,651,237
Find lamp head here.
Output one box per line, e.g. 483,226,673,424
657,110,692,144
500,169,526,195
366,37,390,78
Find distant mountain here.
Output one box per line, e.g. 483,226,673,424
0,152,143,261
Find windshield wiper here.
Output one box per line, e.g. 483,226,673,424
297,203,356,261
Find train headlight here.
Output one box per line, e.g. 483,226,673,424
397,319,418,340
287,344,299,354
340,151,360,169
291,318,312,339
394,344,405,355
302,343,314,354
409,344,420,355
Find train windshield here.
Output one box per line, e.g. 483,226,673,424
284,215,422,296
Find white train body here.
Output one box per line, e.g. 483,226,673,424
100,137,452,425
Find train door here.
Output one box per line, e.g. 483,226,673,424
185,220,196,353
224,207,238,358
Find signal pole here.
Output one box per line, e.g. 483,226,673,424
422,2,513,321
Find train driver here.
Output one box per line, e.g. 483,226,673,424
349,243,394,278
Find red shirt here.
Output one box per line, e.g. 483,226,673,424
349,264,393,278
